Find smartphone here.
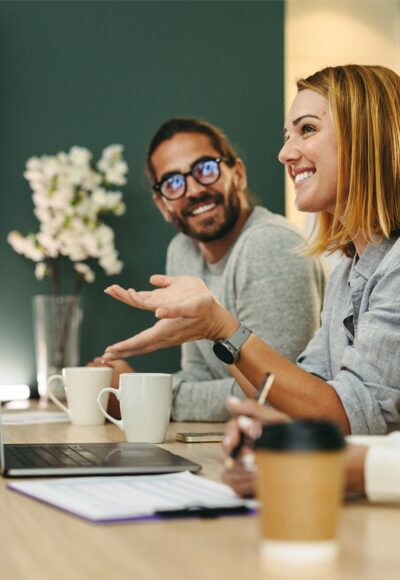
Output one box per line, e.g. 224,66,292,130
176,432,225,443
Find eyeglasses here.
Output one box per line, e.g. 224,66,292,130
153,156,232,200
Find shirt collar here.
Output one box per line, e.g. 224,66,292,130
353,235,400,280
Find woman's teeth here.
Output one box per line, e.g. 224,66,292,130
295,170,314,184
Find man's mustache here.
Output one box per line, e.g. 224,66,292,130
182,192,224,217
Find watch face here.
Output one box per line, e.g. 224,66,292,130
212,342,235,365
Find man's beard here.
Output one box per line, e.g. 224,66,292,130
168,184,241,242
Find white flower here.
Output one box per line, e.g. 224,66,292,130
97,144,128,186
100,144,124,161
9,144,127,290
26,157,42,171
74,262,95,283
69,146,92,166
8,231,45,262
104,163,128,186
35,262,47,280
96,224,114,245
36,231,60,258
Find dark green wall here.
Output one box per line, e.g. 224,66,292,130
0,0,284,391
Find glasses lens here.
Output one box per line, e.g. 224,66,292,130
192,159,220,185
161,174,186,199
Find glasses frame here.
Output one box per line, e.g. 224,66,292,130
152,156,232,200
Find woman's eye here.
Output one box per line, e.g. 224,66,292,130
301,124,315,136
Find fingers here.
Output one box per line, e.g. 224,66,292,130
149,274,176,288
103,320,178,359
227,396,289,425
227,396,269,421
237,415,262,440
104,285,134,306
87,358,110,368
221,449,257,498
125,287,181,314
223,418,242,455
104,285,160,313
223,400,263,455
221,468,256,498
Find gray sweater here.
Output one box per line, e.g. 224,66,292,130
167,207,325,421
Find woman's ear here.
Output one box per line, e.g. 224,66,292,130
152,193,173,222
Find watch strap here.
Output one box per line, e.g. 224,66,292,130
228,323,252,352
213,323,252,364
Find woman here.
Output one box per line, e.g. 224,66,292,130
103,65,400,438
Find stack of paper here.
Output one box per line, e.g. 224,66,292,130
8,472,257,523
2,411,69,425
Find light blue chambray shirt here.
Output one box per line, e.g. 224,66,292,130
298,235,400,435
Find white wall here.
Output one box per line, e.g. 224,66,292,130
285,0,400,232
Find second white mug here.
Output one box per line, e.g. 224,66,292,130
97,373,172,443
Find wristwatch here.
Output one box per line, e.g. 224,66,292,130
212,323,252,365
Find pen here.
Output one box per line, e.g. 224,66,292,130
224,373,275,468
155,505,252,519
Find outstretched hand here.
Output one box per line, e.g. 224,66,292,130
102,275,238,359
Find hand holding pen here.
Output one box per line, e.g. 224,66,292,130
224,373,276,469
221,375,291,497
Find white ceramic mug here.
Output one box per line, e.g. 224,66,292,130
97,373,172,443
48,367,112,425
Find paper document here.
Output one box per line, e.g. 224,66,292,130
8,471,256,523
2,411,69,425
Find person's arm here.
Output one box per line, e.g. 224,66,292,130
87,358,134,419
171,340,250,421
170,224,323,419
103,275,351,433
221,398,367,499
301,256,400,435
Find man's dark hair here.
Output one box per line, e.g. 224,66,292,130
145,118,239,184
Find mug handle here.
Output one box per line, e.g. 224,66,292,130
47,374,70,415
97,388,123,429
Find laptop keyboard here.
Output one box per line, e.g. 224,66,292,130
8,444,103,468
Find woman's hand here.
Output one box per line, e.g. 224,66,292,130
103,275,239,359
222,397,367,499
221,397,291,497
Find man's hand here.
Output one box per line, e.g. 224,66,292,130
87,358,134,388
87,358,134,419
103,275,238,359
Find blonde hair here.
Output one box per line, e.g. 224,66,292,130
297,65,400,257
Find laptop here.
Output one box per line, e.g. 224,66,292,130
0,409,201,478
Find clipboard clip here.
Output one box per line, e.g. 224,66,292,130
155,504,251,519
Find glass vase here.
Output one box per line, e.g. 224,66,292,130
33,295,83,399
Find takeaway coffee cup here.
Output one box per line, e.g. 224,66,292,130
48,367,112,425
254,420,345,564
97,373,172,443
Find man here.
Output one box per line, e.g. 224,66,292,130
100,118,325,421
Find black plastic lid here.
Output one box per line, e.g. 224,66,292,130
254,420,345,452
